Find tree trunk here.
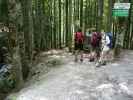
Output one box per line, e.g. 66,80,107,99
7,0,24,88
80,0,83,27
65,0,69,46
59,0,61,48
21,0,34,79
97,0,104,32
107,0,113,32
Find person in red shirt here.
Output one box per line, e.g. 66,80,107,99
74,28,84,62
90,29,102,62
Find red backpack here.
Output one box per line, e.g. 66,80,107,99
91,32,101,47
75,32,84,44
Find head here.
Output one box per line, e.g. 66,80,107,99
101,29,104,33
101,30,105,35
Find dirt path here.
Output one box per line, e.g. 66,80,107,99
6,50,133,100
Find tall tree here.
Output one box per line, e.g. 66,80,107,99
65,0,69,46
107,0,113,32
68,0,72,50
97,0,104,31
7,0,24,88
21,0,34,79
80,0,83,27
59,0,61,48
130,0,133,49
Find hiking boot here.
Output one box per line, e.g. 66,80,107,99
89,58,94,62
101,61,107,66
95,61,101,67
80,58,83,62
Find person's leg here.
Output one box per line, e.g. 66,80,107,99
80,50,83,62
89,47,92,60
74,43,78,62
102,46,110,64
75,42,82,62
75,50,78,62
89,46,95,62
99,46,107,64
96,45,110,67
99,50,104,63
106,49,111,62
95,46,100,62
96,50,103,67
79,43,84,62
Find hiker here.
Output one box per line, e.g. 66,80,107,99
96,32,113,67
89,29,101,62
74,28,84,62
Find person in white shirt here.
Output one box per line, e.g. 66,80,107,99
96,31,111,67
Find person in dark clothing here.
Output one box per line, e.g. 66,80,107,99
90,29,101,62
74,28,84,62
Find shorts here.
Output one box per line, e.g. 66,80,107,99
75,43,83,50
102,46,110,52
101,46,110,56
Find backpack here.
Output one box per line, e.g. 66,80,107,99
75,32,84,44
91,32,101,47
106,32,113,48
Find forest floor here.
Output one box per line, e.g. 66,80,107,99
6,50,133,100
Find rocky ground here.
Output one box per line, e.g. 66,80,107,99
6,50,133,100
